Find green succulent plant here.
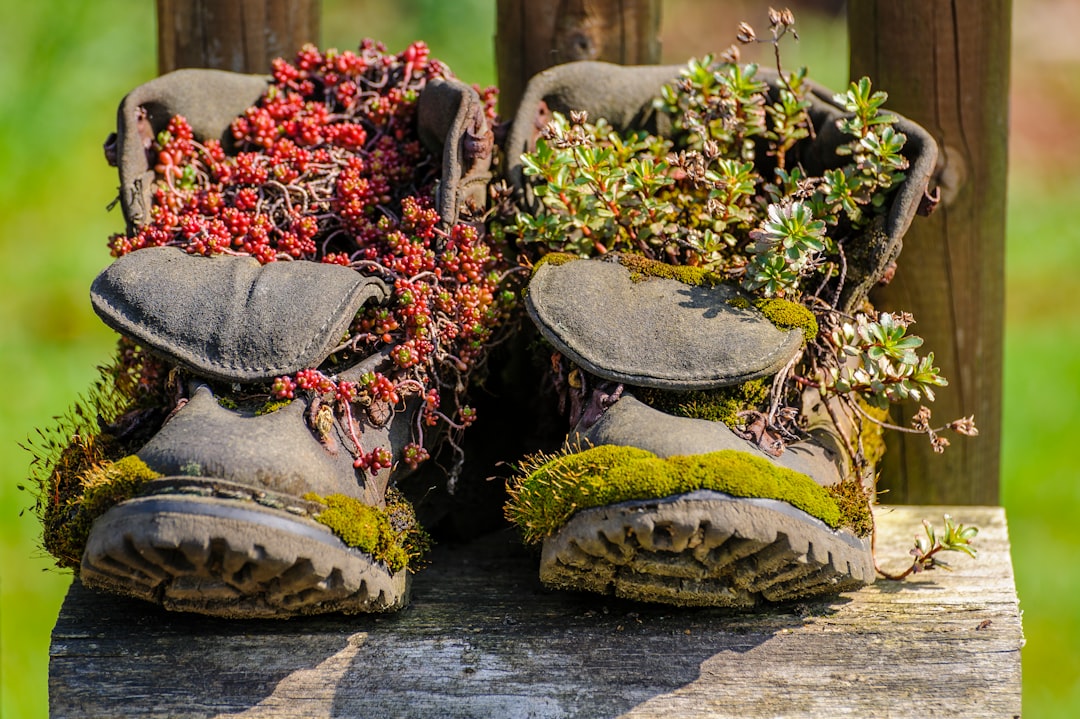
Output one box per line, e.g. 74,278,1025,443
504,8,978,486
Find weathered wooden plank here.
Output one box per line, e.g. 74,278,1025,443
49,506,1021,718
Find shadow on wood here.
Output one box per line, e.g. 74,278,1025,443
50,506,1021,718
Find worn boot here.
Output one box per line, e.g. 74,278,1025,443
502,58,937,607
80,247,422,616
508,253,874,606
38,43,507,618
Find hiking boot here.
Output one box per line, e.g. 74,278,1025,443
501,58,937,607
79,247,421,617
506,254,875,607
38,46,506,618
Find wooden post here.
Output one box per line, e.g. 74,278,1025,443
157,0,320,74
495,0,662,119
848,1,1009,505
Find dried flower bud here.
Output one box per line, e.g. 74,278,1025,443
570,124,591,147
681,108,704,133
777,405,800,423
948,415,979,437
719,44,741,64
768,7,796,32
569,110,588,126
679,151,708,182
894,311,916,327
313,404,335,441
911,405,933,432
488,179,512,203
736,22,757,44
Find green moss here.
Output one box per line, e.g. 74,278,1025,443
726,296,818,341
532,252,724,288
29,355,139,568
47,455,162,570
531,251,579,275
616,254,722,287
215,395,239,410
506,444,845,543
827,478,874,537
751,297,818,342
256,399,293,416
635,379,768,426
304,490,428,573
506,445,654,541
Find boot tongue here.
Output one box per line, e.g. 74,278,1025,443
91,246,389,383
525,256,804,390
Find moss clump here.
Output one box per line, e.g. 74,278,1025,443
257,399,293,416
752,297,818,342
507,445,655,541
506,444,844,543
532,252,724,287
38,433,109,567
256,399,293,416
617,253,722,287
79,455,161,516
31,386,127,567
531,251,580,275
635,379,768,426
29,342,175,568
827,478,874,537
304,489,429,573
726,296,818,342
46,455,162,569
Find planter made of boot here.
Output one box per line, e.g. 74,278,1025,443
500,57,938,607
79,247,419,617
507,256,874,607
38,48,504,618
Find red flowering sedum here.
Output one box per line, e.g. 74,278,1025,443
107,40,513,474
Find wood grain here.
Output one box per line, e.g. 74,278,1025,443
50,506,1022,718
495,0,662,119
849,0,1010,505
157,0,320,75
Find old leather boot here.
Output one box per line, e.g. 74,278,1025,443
508,254,874,607
79,247,424,616
501,58,938,607
38,44,508,618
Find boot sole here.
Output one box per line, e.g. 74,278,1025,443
80,494,408,618
539,489,873,608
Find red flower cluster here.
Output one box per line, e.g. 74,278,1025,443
109,41,512,474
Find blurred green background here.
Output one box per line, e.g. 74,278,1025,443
2,1,1077,717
